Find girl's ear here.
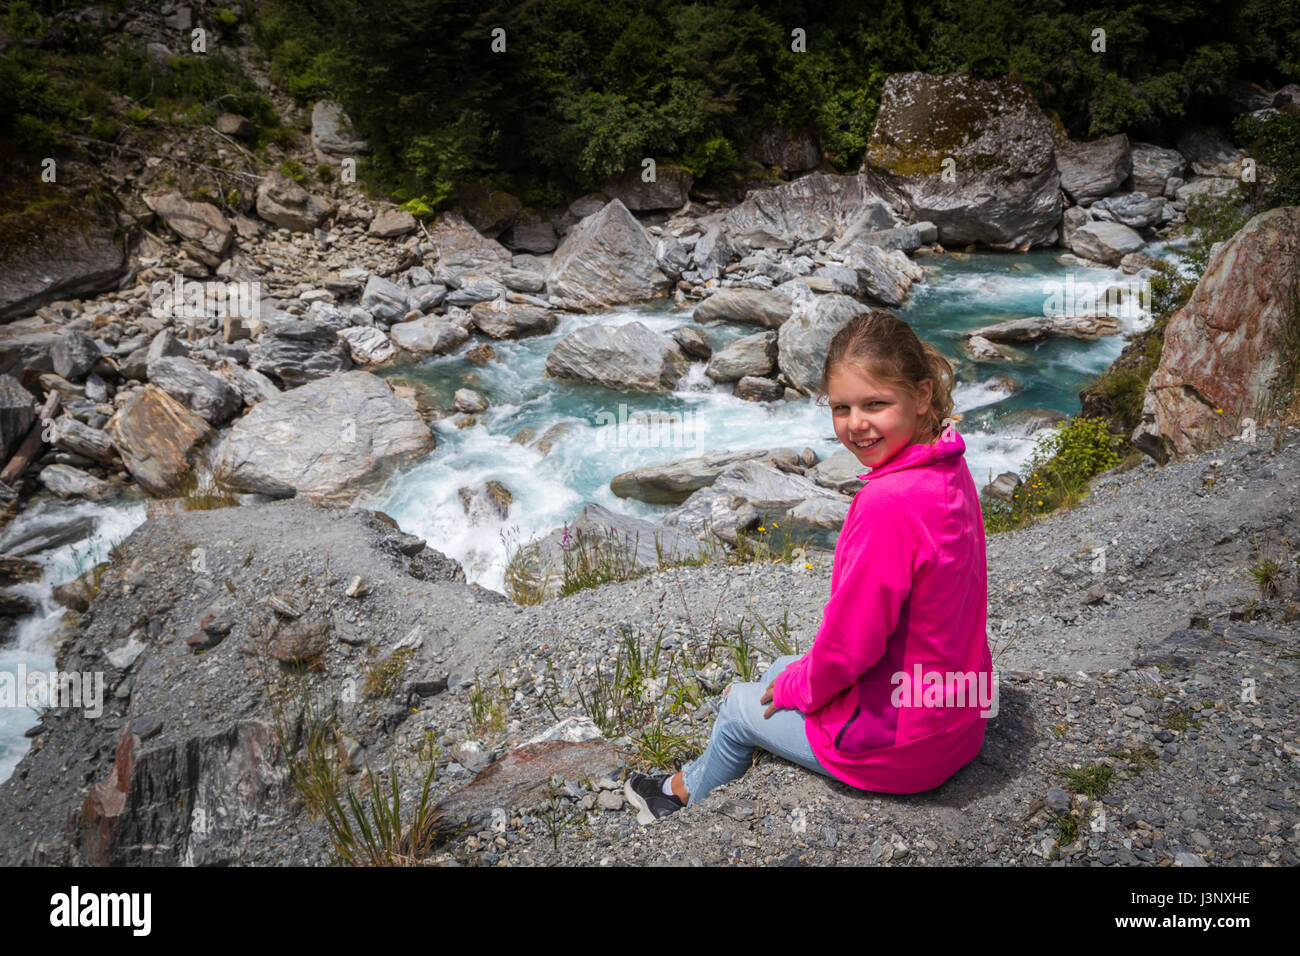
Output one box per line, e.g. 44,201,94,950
916,378,934,414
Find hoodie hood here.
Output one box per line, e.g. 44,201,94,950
857,421,966,482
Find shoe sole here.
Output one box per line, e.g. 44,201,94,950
623,780,661,826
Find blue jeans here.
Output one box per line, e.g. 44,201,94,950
680,655,831,804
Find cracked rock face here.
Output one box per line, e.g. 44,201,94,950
1133,205,1300,463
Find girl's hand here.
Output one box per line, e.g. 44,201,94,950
760,681,779,719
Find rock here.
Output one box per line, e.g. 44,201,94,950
143,191,233,266
1133,206,1300,462
0,182,127,322
610,448,802,505
999,407,1068,436
0,375,36,462
500,211,558,254
655,237,692,278
1055,134,1131,204
106,385,215,496
430,740,619,844
252,319,352,386
49,414,117,464
389,316,469,355
1061,205,1092,247
1175,176,1244,208
806,448,868,495
469,301,558,340
724,172,882,243
269,618,329,664
1068,221,1145,265
466,343,496,365
706,331,777,381
544,321,689,393
692,223,736,280
453,388,488,414
496,268,547,294
311,100,369,165
966,314,1121,343
981,471,1021,501
360,274,411,323
444,274,506,308
693,288,793,328
1128,143,1187,197
52,330,103,382
776,294,873,393
1046,787,1071,814
337,326,396,365
545,199,671,310
536,502,708,571
367,208,417,238
214,370,434,503
597,790,623,811
106,635,146,671
1089,192,1166,229
1177,125,1245,177
0,513,96,558
458,480,512,520
38,464,115,500
962,335,1023,362
255,171,334,232
457,183,523,237
426,211,512,269
0,555,43,586
215,112,255,140
839,240,923,306
747,125,820,172
600,164,693,212
1120,252,1161,274
211,359,281,407
0,323,61,379
734,375,785,402
865,72,1061,248
146,355,242,424
671,327,712,359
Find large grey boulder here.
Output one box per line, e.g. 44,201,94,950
545,200,670,310
1128,143,1187,197
966,314,1121,343
723,172,882,243
255,171,334,232
532,502,708,575
337,326,396,365
776,294,873,394
426,211,512,269
806,448,868,495
693,288,793,328
214,370,434,503
706,331,777,382
143,191,234,266
600,165,693,212
469,301,558,340
388,316,469,355
38,464,115,501
146,355,242,424
0,322,61,378
839,241,924,306
360,274,409,323
252,319,352,386
52,330,103,381
865,72,1062,249
544,321,689,393
1090,192,1166,229
609,447,802,505
1068,221,1145,265
692,223,736,280
0,375,36,463
1055,134,1131,204
311,100,369,166
106,385,215,496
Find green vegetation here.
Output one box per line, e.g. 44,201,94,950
1056,762,1114,799
468,669,509,737
982,417,1126,533
363,646,416,699
321,762,440,866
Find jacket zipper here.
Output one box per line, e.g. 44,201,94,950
834,704,862,749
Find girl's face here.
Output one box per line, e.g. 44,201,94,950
827,362,933,470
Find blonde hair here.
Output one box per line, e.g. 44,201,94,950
817,310,957,444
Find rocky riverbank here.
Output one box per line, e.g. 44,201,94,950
0,418,1295,866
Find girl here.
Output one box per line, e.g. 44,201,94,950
624,310,993,824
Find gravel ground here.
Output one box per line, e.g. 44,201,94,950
0,424,1296,866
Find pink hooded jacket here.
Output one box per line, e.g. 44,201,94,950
771,424,992,794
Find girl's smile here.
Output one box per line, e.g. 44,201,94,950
827,364,934,469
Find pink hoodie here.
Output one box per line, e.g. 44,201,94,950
771,424,992,794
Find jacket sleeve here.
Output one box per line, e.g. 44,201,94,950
771,493,918,714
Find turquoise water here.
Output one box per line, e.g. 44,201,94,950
362,247,1181,594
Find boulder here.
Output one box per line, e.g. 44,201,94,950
214,370,434,503
367,208,417,238
544,321,689,393
1177,126,1245,177
693,288,793,328
776,294,873,394
0,375,36,462
444,274,506,308
1061,205,1092,247
806,448,867,495
692,223,736,280
545,199,670,310
457,183,523,238
1068,221,1145,265
1175,177,1244,208
999,407,1068,437
255,171,334,232
453,388,489,414
469,301,558,340
360,274,409,323
311,100,369,165
337,326,396,365
500,211,558,254
106,385,215,496
389,316,470,355
0,323,61,378
52,330,102,381
706,331,777,382
865,72,1061,249
143,191,233,266
1089,192,1166,229
425,211,512,269
1133,206,1300,462
600,164,693,212
671,327,712,359
38,464,115,500
967,314,1121,343
723,172,880,243
734,375,785,402
458,479,511,520
252,319,352,386
146,355,242,424
1055,134,1131,204
0,513,96,558
1128,143,1187,197
534,502,708,573
839,240,923,306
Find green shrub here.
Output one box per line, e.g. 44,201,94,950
1233,110,1300,210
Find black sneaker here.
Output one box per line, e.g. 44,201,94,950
624,772,685,825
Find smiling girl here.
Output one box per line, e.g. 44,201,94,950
625,310,993,824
